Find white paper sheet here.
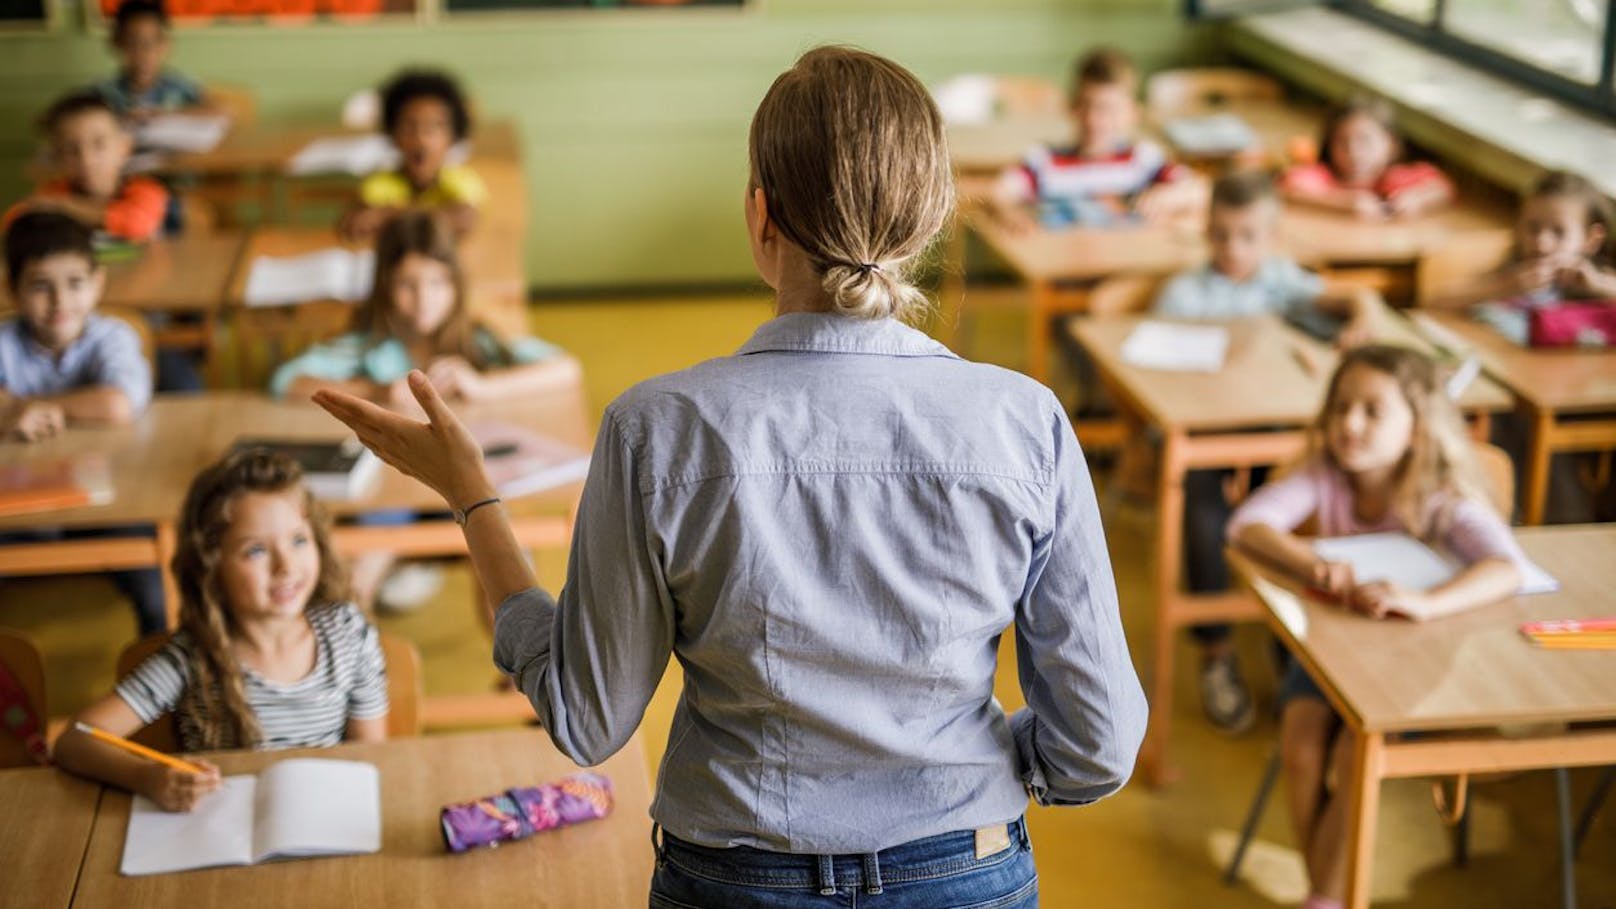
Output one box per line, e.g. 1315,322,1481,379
134,113,231,153
1313,531,1559,619
121,775,256,876
242,248,375,308
1120,321,1230,373
254,759,381,862
1163,114,1258,156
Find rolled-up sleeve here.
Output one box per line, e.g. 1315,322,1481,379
492,407,675,767
1009,399,1147,806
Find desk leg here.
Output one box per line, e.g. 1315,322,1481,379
1524,403,1554,526
155,522,180,630
1343,730,1386,909
1140,430,1188,788
1027,281,1055,385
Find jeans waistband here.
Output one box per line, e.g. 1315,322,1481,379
654,818,1029,895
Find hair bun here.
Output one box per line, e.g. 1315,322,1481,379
821,261,928,321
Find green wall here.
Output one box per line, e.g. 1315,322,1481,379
0,0,1208,290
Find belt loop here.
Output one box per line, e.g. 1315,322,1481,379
816,854,837,896
650,822,665,868
861,852,884,895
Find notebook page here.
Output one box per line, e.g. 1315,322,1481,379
253,759,381,862
120,775,256,876
286,135,399,176
135,114,230,153
1120,321,1230,372
243,249,373,308
1313,531,1559,610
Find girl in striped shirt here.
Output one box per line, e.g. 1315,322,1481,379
55,450,389,812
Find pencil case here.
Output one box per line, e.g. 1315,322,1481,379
440,772,614,853
1529,301,1616,348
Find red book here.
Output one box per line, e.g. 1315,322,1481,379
0,457,112,518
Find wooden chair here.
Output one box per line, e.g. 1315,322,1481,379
115,628,422,753
206,85,258,128
1145,67,1282,118
1086,273,1164,317
100,305,157,378
991,75,1065,119
0,628,47,768
232,298,356,391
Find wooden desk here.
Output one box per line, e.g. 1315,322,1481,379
152,120,522,178
97,231,248,355
70,728,654,909
1232,525,1616,909
0,390,589,626
0,765,103,909
1148,99,1320,170
1412,310,1616,525
1069,314,1511,785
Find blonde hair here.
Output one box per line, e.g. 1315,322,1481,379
748,46,954,323
353,210,510,369
1309,345,1490,541
171,450,347,750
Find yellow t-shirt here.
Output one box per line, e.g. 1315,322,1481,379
358,165,488,209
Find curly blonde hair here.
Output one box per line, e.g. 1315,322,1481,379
1309,345,1490,540
170,450,347,750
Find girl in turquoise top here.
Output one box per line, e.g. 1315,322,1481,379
271,210,578,611
271,210,577,404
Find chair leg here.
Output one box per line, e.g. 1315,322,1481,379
1224,745,1283,885
1574,765,1614,858
1557,768,1578,909
1452,801,1471,869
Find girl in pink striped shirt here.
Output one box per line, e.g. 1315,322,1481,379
1227,345,1525,909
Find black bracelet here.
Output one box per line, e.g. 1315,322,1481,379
453,496,502,527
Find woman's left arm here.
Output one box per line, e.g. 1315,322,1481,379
315,372,674,767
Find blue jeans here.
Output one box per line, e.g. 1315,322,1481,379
649,818,1038,909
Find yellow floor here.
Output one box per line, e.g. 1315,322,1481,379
2,291,1612,907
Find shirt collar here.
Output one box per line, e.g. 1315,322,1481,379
735,312,960,360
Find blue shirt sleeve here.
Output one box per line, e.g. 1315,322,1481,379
268,334,367,399
491,406,674,767
89,317,152,415
1008,395,1149,806
1152,270,1206,319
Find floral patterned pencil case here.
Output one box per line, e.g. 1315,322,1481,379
440,772,614,853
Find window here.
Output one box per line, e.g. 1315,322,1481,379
1336,0,1616,118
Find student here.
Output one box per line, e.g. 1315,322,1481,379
53,450,389,810
0,212,163,634
94,0,209,122
1434,169,1616,309
318,46,1145,908
339,69,485,243
1154,171,1384,734
6,92,169,244
1228,345,1528,909
271,210,578,611
991,47,1201,230
1281,95,1453,220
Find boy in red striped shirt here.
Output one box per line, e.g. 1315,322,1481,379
991,48,1202,231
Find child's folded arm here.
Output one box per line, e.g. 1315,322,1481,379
102,179,168,242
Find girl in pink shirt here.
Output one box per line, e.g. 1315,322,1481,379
1227,345,1525,909
1281,95,1453,221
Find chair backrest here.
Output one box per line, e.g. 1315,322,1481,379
234,299,357,391
992,75,1065,118
115,627,422,753
1088,274,1164,317
1473,441,1516,520
99,305,156,379
0,628,47,769
1146,67,1282,118
207,85,258,128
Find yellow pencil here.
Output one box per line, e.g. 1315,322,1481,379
74,722,208,774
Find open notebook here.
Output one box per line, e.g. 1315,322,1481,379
1120,320,1230,373
1312,531,1559,621
134,113,230,153
120,759,380,876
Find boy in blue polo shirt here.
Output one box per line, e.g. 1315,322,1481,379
1,211,163,635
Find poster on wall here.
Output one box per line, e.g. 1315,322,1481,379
95,0,415,26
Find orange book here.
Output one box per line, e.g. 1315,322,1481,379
0,457,112,518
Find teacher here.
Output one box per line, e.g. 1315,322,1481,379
317,45,1146,909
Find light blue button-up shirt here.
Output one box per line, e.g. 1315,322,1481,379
494,312,1146,854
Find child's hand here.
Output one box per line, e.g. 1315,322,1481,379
426,356,483,401
1351,191,1389,220
5,401,66,442
1336,315,1377,350
1553,260,1616,298
1347,580,1422,620
339,207,390,243
1508,257,1560,297
140,759,222,813
1311,559,1356,599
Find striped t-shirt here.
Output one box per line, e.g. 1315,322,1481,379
998,139,1187,205
116,602,388,752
